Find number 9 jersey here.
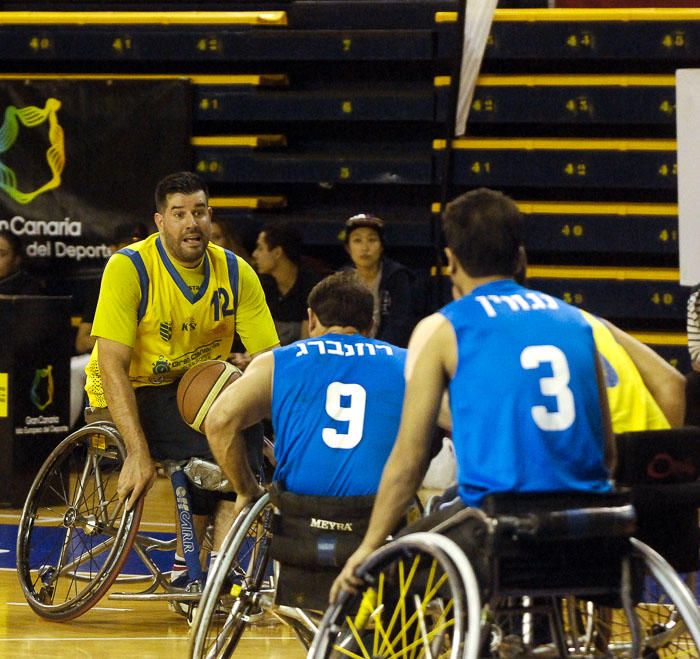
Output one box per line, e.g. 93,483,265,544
271,333,407,497
442,279,611,508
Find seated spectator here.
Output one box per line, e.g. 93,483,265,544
210,217,252,264
341,213,416,347
253,221,323,346
0,230,45,295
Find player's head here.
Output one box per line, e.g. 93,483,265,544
254,222,303,274
153,172,212,266
307,270,374,335
442,188,524,279
154,171,209,214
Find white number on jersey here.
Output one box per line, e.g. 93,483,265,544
322,382,367,449
520,345,576,431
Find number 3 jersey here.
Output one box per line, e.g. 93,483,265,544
442,279,611,507
271,333,407,496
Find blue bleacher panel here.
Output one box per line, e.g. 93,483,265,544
446,138,677,192
516,202,678,257
469,75,676,133
485,9,700,70
525,265,684,323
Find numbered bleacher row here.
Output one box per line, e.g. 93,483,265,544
0,5,695,370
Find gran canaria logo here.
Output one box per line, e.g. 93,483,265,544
30,365,54,411
0,98,65,204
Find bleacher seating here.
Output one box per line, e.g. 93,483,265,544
2,3,697,371
469,7,700,372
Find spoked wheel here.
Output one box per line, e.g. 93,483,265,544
189,493,274,659
607,539,700,658
485,538,700,658
309,532,482,659
16,422,143,621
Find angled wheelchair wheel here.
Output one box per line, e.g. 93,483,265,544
491,537,700,658
308,532,482,659
16,422,144,621
189,492,274,659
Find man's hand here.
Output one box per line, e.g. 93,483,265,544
231,483,266,521
329,543,376,603
118,451,156,510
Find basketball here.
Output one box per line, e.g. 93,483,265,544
176,359,243,433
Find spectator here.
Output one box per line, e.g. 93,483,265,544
0,230,44,295
210,217,252,264
253,222,323,346
341,213,416,347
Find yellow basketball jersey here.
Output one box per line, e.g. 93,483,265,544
85,234,277,407
583,311,669,433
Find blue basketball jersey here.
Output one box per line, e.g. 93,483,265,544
271,333,407,496
441,279,611,507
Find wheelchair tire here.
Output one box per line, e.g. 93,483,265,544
486,537,700,658
308,532,481,659
16,422,144,621
189,492,275,659
628,538,700,657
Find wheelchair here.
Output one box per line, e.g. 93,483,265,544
188,487,439,659
15,418,251,621
309,428,700,658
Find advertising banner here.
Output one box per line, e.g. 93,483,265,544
0,79,192,290
0,295,71,506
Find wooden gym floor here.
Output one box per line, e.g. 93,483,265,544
0,476,305,659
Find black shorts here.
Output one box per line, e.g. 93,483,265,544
135,382,263,473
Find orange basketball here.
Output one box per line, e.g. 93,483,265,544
176,359,242,433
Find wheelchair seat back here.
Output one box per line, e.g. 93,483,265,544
268,483,375,611
615,427,700,573
481,490,636,599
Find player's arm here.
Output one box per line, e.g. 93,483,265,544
235,258,281,355
331,313,454,600
604,319,686,427
98,337,156,509
93,254,155,509
205,351,273,509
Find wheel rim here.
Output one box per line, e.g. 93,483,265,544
16,425,142,620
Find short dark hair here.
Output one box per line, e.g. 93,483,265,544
442,188,523,278
307,271,374,333
261,222,302,265
0,229,22,257
154,171,209,214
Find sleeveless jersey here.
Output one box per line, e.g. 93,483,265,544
271,333,407,496
442,279,611,507
582,310,669,433
86,234,277,407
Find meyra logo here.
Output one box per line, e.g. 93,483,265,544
0,98,65,205
310,518,353,532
